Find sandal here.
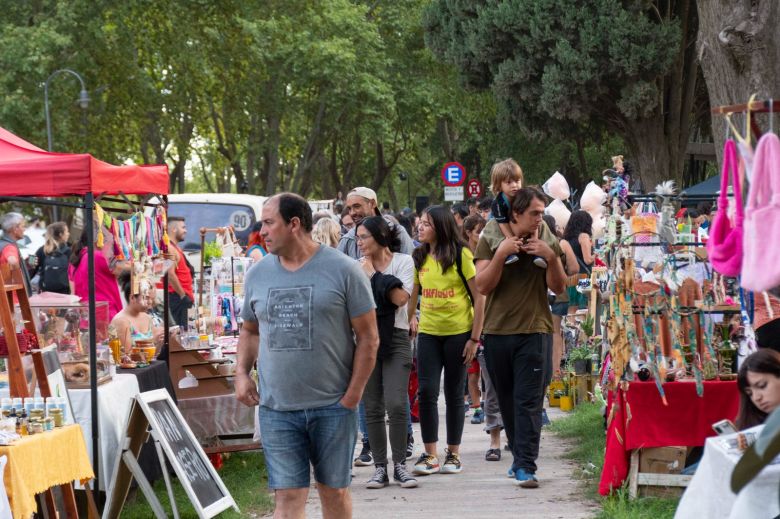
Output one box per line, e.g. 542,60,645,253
485,448,501,462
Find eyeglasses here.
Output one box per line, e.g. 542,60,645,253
356,234,372,242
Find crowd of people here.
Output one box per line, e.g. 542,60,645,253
234,158,585,518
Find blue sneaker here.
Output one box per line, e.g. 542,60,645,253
507,467,516,478
514,468,539,488
541,409,551,426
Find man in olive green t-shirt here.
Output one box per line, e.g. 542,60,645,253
474,187,567,488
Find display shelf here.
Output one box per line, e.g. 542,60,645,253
168,335,232,399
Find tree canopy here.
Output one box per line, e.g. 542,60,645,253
424,0,707,188
0,0,635,205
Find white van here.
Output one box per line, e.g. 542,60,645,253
164,193,267,249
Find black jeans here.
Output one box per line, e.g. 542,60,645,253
169,292,192,328
416,331,469,446
483,333,545,473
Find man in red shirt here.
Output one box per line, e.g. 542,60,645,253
0,212,31,294
166,216,194,328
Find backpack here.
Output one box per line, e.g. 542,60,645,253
454,245,474,305
40,245,70,293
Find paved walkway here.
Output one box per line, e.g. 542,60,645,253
302,401,599,518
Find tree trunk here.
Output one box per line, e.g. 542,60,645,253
697,0,780,168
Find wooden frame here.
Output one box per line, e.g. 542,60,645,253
104,389,238,519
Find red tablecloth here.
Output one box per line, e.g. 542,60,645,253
598,380,739,495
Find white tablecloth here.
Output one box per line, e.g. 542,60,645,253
675,425,780,519
68,374,140,490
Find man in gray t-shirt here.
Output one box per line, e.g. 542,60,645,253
235,193,379,517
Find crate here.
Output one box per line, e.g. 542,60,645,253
548,380,565,407
628,447,691,499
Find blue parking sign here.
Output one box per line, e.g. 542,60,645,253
441,162,466,186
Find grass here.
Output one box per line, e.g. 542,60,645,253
121,451,273,518
549,403,679,519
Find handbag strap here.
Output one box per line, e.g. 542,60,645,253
719,139,744,221
746,133,780,212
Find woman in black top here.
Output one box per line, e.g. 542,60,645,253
563,211,593,312
32,222,71,294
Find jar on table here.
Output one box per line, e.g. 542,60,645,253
49,408,64,428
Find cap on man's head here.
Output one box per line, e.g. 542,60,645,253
348,187,381,216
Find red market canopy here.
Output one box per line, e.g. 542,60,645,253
0,126,169,196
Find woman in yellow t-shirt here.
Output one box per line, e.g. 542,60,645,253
408,206,485,476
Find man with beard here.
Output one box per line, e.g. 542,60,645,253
338,187,414,259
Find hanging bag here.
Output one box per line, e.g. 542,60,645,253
742,132,780,291
707,140,744,277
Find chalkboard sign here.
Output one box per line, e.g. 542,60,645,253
104,389,237,519
147,398,226,509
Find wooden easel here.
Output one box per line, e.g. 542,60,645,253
0,263,98,518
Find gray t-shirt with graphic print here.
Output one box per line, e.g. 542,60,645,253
241,245,375,411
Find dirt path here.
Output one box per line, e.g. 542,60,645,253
300,402,599,518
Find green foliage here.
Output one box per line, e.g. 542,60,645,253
569,344,594,362
202,241,222,267
122,451,272,518
424,0,701,187
0,0,631,206
550,403,678,518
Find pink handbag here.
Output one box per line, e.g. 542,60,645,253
707,140,744,277
742,132,780,291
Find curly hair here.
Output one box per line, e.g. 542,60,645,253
563,210,593,242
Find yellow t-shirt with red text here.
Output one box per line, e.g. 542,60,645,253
415,247,475,335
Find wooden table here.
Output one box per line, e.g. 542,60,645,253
0,425,94,518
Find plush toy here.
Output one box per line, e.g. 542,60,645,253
604,155,633,211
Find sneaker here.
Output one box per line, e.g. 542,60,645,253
412,453,440,475
470,408,484,424
354,442,373,467
507,467,516,478
440,449,462,474
393,463,418,488
514,468,539,488
505,254,520,265
406,433,414,459
366,464,389,489
541,408,551,426
533,256,548,269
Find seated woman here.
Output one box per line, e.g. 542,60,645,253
110,271,163,357
736,348,780,429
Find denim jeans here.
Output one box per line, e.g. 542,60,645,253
259,401,357,489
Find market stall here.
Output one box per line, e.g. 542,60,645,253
0,125,169,507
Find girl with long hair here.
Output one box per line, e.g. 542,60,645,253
32,221,71,294
563,210,594,313
356,216,418,489
408,206,485,475
736,348,780,429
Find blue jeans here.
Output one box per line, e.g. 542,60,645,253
259,401,357,489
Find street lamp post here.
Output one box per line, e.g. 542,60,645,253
44,69,90,221
44,68,90,152
399,172,411,209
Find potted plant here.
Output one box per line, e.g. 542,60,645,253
569,345,593,375
559,377,574,412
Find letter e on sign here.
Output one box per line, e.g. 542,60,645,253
441,162,466,187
